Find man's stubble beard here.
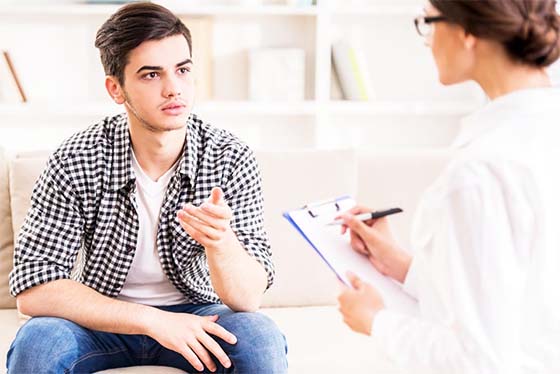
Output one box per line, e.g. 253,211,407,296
123,90,186,133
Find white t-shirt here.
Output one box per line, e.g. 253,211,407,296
117,150,187,306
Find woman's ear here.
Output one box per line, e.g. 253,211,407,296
105,76,125,104
463,31,477,51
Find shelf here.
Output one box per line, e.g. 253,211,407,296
329,5,421,16
196,101,317,116
326,101,481,116
0,102,122,118
0,3,427,17
0,4,318,17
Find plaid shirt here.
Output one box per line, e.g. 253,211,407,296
9,113,274,303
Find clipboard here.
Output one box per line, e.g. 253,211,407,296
284,196,418,314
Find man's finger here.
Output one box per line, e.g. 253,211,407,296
188,339,216,372
177,212,210,244
179,211,222,240
203,315,219,322
178,344,204,372
182,205,228,232
204,321,238,345
199,332,232,369
200,202,232,220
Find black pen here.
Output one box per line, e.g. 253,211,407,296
326,208,403,226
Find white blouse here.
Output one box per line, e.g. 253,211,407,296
372,88,560,374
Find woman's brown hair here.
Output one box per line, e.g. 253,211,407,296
429,0,560,67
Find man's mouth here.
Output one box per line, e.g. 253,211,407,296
161,102,187,115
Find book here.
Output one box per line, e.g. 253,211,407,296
331,40,374,101
0,50,27,103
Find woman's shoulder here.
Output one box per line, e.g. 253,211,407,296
436,152,535,202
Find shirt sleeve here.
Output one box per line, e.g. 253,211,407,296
402,254,421,300
224,145,275,289
372,160,531,373
9,152,85,297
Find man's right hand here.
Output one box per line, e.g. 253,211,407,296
146,310,237,372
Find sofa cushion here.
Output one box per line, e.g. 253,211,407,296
8,151,50,236
257,149,358,308
0,147,15,308
357,149,452,250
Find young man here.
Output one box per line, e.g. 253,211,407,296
7,3,287,373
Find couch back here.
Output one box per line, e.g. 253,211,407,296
0,148,15,308
0,147,451,309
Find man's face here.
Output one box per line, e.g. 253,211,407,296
119,34,195,132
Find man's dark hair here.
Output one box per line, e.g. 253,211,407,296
95,2,192,86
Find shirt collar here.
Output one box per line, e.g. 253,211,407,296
177,114,200,189
110,113,201,192
110,114,135,192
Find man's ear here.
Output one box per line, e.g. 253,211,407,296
105,76,125,104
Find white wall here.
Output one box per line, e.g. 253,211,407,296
0,0,558,152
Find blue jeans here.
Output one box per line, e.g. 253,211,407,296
6,303,288,374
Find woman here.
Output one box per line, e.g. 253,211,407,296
337,0,560,372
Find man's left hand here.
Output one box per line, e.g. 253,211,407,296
177,187,236,252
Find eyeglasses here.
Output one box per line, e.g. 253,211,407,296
414,15,447,37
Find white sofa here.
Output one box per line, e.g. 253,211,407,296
0,146,451,373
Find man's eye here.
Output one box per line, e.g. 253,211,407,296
144,72,159,79
178,67,191,74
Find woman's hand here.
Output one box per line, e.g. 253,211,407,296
337,272,385,336
339,205,412,283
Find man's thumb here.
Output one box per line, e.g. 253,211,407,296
210,187,223,204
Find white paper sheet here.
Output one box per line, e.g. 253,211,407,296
286,196,418,315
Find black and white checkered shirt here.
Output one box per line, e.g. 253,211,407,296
9,113,274,303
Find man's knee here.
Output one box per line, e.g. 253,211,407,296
219,312,288,372
7,317,83,373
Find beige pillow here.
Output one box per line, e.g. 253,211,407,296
0,147,15,308
4,152,50,309
258,149,358,308
9,152,50,236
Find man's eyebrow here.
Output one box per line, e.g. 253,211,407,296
136,65,162,74
136,59,193,74
176,58,193,67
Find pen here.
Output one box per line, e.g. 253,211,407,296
326,208,403,226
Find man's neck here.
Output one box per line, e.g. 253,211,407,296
129,122,186,182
